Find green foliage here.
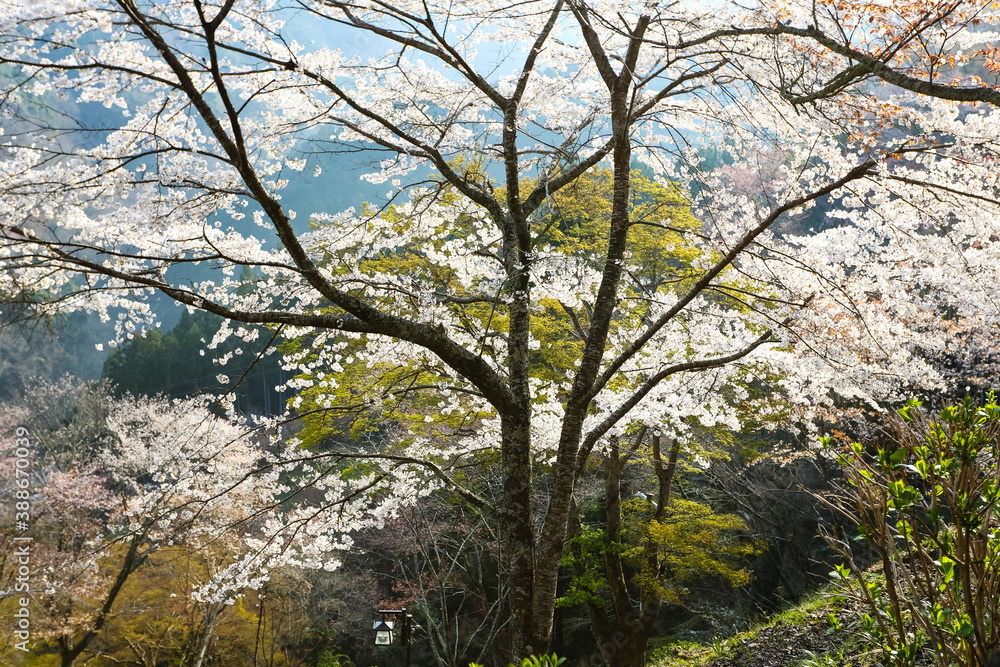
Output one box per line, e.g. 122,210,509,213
827,612,842,633
798,648,845,667
636,498,764,603
103,309,214,396
469,653,566,667
533,167,701,288
824,393,1000,667
557,524,627,608
315,650,354,667
708,637,729,659
558,497,762,609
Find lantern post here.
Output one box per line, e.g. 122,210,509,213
373,608,413,666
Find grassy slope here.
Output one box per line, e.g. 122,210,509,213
646,589,882,667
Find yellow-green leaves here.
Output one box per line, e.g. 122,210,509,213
640,499,763,602
560,497,762,609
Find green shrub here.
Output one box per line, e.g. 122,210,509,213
821,394,1000,667
469,653,566,667
315,650,353,667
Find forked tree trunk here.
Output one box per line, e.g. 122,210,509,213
574,433,682,667
518,18,649,652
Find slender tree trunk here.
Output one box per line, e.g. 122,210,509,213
60,531,147,666
192,602,223,667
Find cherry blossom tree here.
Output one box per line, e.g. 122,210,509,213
1,0,999,658
0,387,356,665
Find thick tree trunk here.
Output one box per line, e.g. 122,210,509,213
526,63,643,656
500,409,536,659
